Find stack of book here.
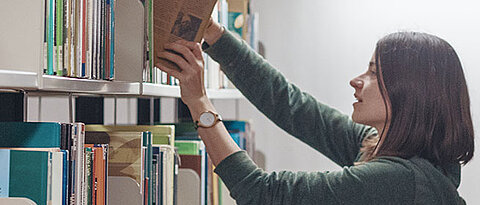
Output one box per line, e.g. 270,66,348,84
164,120,254,205
85,125,177,205
0,120,254,205
0,122,95,205
43,0,116,80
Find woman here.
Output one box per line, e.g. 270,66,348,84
156,20,474,204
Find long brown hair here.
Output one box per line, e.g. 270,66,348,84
360,32,474,166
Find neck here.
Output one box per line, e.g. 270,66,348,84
372,121,390,156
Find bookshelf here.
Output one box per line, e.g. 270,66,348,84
0,0,253,204
0,0,243,99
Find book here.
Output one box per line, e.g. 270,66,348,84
226,0,248,40
152,0,218,71
0,149,64,205
85,125,175,146
0,122,62,148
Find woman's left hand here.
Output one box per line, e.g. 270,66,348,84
156,40,208,107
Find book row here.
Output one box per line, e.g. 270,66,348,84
43,0,116,80
0,121,254,205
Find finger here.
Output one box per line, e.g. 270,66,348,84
157,51,194,73
155,63,183,80
175,40,203,59
163,42,197,65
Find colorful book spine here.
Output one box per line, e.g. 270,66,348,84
47,0,55,75
56,0,64,76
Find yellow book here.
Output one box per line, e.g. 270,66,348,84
85,125,175,146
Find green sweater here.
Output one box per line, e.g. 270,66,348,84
204,30,465,205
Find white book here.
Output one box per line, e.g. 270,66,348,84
76,0,83,77
92,0,98,79
51,152,63,205
86,0,94,79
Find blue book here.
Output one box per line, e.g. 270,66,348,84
0,122,62,148
61,150,69,205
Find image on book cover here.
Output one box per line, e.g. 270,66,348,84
170,11,202,41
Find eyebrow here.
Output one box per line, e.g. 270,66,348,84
369,61,376,67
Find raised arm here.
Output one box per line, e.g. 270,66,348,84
215,151,415,205
203,22,375,166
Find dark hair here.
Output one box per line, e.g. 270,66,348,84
372,32,474,166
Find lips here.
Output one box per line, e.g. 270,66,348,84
354,94,363,103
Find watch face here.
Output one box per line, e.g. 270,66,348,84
200,112,216,126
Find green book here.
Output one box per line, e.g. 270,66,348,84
56,0,64,76
0,149,50,205
175,140,202,155
85,147,93,205
0,122,62,148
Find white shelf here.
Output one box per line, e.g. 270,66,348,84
0,70,38,89
142,83,182,98
0,72,243,99
206,89,243,99
41,75,141,95
142,83,243,99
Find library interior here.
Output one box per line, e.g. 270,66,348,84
0,0,479,204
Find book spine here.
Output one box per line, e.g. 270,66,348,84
109,0,115,80
0,150,10,198
85,147,93,205
47,0,55,75
52,0,57,75
87,0,94,79
63,0,69,76
104,0,110,81
148,0,153,83
43,0,48,74
68,0,75,77
82,0,87,78
96,0,101,79
72,0,78,77
56,0,64,76
100,0,105,80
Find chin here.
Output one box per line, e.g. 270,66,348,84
352,114,371,126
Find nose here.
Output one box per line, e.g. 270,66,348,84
350,78,364,89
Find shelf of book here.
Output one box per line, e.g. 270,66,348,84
0,70,38,89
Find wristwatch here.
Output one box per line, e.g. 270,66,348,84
194,111,222,129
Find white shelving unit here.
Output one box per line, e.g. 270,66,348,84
0,70,38,89
0,72,243,99
42,75,141,95
0,0,243,100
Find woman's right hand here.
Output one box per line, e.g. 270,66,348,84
203,18,224,46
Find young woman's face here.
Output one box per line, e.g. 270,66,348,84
350,54,390,129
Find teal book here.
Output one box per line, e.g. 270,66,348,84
0,149,50,205
143,131,153,205
0,122,62,148
47,0,54,75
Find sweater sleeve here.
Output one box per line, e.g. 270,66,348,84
214,151,415,205
204,30,375,166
